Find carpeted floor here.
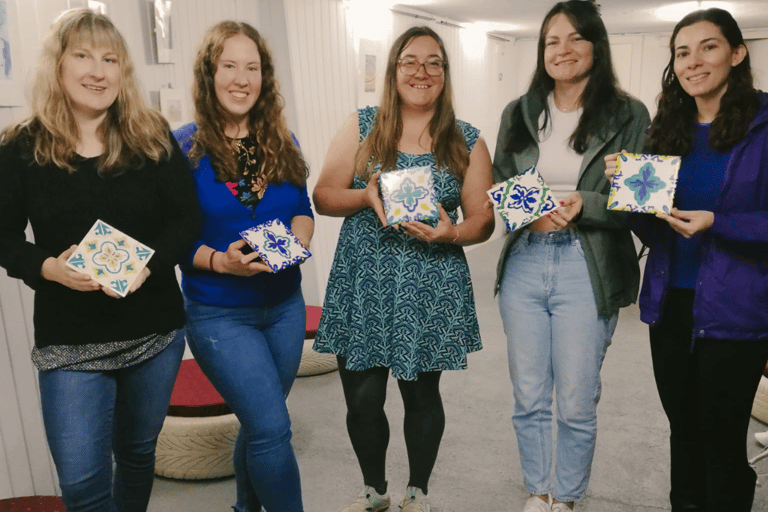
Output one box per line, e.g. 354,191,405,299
150,236,768,511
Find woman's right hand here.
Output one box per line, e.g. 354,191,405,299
40,245,101,292
212,239,273,276
365,171,389,226
604,150,627,181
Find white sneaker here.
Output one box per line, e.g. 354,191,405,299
523,496,551,512
341,485,390,512
398,486,431,512
551,503,573,512
756,431,768,446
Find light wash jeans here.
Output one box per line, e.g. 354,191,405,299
498,229,616,503
39,330,185,512
184,289,306,512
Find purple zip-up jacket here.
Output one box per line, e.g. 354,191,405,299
632,91,768,341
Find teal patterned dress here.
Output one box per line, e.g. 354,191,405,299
313,106,482,381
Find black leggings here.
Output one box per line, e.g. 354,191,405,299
337,356,444,495
650,288,768,512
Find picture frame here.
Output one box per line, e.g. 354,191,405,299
159,87,185,130
0,0,24,106
153,0,175,63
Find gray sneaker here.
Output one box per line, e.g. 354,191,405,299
398,486,431,512
341,486,391,512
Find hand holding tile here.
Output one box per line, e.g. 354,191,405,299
42,245,101,292
214,239,273,276
400,203,453,243
365,171,389,227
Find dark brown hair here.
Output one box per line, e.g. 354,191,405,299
645,8,758,155
505,0,629,155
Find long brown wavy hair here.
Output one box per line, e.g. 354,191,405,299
645,8,759,155
188,21,307,186
355,26,469,180
1,8,172,174
505,0,629,155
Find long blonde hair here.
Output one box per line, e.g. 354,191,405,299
188,21,307,186
1,8,172,174
355,26,469,180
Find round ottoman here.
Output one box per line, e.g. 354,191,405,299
155,359,240,479
752,362,768,423
0,496,66,512
296,306,338,377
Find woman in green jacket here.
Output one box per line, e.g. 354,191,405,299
492,2,649,511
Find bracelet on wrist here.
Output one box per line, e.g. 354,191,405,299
208,250,217,272
452,225,460,243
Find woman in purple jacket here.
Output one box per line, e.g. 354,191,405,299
606,8,768,512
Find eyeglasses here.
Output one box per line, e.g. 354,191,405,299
397,58,444,76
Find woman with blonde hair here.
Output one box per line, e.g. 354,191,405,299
314,25,494,512
0,8,200,512
174,21,313,512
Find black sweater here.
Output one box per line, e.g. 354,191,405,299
0,132,201,348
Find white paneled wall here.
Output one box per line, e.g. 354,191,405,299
282,0,356,304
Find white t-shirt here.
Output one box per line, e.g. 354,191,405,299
536,93,583,199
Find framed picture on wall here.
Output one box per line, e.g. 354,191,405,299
0,0,23,106
160,87,185,130
153,0,175,63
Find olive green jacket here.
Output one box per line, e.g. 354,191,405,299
492,93,651,318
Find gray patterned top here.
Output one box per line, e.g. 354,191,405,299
31,330,178,371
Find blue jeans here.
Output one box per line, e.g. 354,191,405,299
498,229,617,503
184,290,306,512
38,330,185,512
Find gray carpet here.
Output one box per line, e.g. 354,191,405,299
150,236,768,511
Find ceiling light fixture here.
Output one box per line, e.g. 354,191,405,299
653,1,735,22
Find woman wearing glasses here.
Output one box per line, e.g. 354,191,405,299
313,26,494,512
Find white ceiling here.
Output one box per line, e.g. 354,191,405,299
391,1,768,38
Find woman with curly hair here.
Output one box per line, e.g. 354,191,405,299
313,26,494,512
606,8,768,512
0,8,199,512
173,21,313,512
493,1,649,510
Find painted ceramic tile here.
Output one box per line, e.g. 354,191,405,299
66,220,155,297
240,219,311,273
487,166,558,232
378,166,439,226
607,153,681,214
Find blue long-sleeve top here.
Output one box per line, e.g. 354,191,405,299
174,123,314,308
669,123,729,289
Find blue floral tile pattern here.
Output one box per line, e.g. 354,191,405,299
65,220,155,297
378,166,439,225
487,166,558,232
607,153,681,214
240,219,311,273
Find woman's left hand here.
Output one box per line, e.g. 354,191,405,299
101,267,151,299
656,208,714,238
548,192,583,229
400,203,457,243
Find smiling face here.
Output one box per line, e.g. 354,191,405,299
396,35,444,113
673,21,746,106
543,13,594,86
214,33,262,136
60,42,120,122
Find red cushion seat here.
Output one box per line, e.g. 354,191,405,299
167,359,232,417
0,496,66,512
306,306,322,340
